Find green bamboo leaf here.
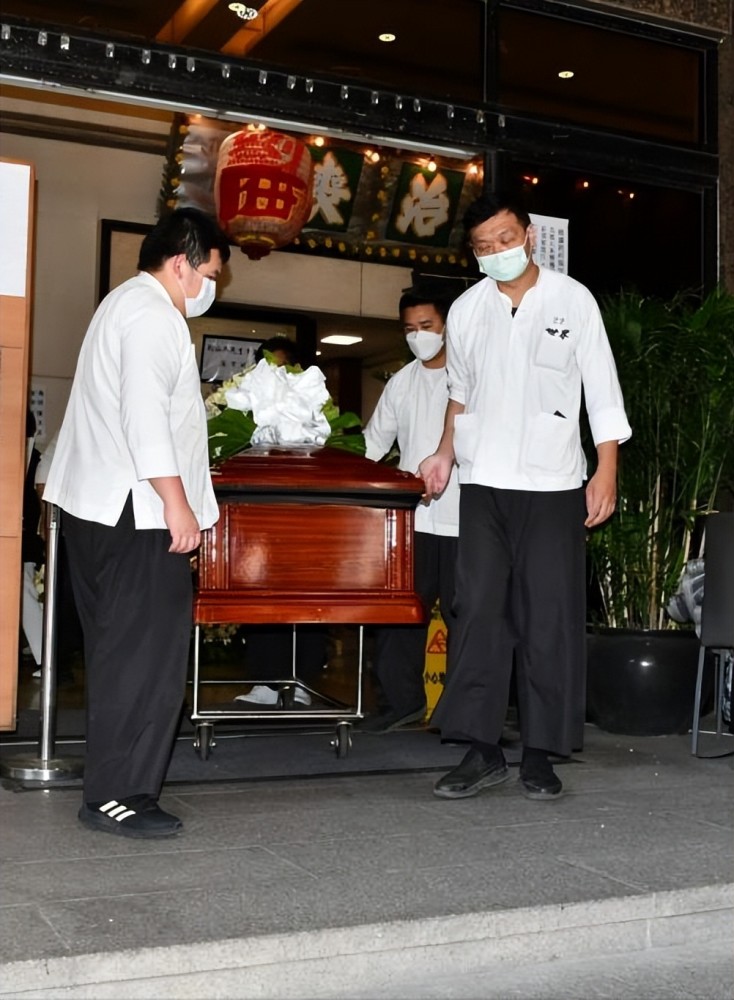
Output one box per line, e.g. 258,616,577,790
589,286,734,630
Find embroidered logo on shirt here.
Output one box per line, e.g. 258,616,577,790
545,327,570,340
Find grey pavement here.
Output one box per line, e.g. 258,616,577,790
0,724,732,998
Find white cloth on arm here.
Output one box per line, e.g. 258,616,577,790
364,360,459,537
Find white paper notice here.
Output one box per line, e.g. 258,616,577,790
0,161,31,297
530,213,568,274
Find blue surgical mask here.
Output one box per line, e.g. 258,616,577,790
476,234,531,283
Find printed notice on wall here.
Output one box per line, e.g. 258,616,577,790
529,213,568,274
29,386,46,442
0,161,31,297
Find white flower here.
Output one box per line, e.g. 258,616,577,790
205,363,254,417
224,359,331,446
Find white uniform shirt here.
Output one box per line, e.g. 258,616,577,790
447,267,632,491
44,271,219,530
364,360,459,536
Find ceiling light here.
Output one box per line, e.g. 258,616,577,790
426,157,437,173
321,335,363,346
558,70,574,79
378,33,396,43
312,135,325,146
228,3,258,19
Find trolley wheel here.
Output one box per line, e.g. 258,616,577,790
332,721,352,759
194,724,215,760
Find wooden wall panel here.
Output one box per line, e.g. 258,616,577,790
0,158,34,731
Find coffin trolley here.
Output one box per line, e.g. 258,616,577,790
191,445,425,759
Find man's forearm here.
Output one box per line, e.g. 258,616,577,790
437,399,465,459
595,440,619,476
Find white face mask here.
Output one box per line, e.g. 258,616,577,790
406,330,444,362
476,233,531,283
184,275,216,318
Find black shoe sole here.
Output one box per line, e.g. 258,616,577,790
433,766,510,799
518,777,563,801
360,707,426,735
78,808,182,839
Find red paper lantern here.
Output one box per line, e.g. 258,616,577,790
215,128,315,260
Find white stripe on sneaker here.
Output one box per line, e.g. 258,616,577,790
99,800,137,822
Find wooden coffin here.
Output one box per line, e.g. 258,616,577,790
195,445,426,626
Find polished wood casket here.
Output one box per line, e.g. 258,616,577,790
194,445,426,627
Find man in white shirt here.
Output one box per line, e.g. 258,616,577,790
420,193,631,801
44,208,230,838
362,290,460,732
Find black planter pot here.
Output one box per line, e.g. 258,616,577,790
586,628,711,736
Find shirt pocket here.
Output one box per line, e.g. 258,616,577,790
453,412,478,468
534,333,573,372
525,412,576,472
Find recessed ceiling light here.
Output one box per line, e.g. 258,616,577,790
378,33,396,43
228,3,258,19
321,335,363,346
558,70,575,79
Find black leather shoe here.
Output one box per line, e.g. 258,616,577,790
518,769,563,800
433,747,509,799
79,797,183,838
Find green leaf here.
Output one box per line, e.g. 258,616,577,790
589,286,734,629
207,408,256,464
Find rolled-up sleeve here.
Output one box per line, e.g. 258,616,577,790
364,380,399,462
446,314,468,406
576,295,632,446
119,299,184,480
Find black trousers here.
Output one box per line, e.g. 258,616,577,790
62,495,192,803
431,485,587,757
373,532,458,714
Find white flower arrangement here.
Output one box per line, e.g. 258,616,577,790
206,353,365,464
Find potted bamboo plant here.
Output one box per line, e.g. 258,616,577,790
586,286,734,734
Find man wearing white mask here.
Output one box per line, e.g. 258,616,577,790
44,208,230,838
362,290,459,733
420,193,631,801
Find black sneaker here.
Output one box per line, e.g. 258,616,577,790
518,763,563,800
360,705,426,734
78,797,183,839
433,746,510,799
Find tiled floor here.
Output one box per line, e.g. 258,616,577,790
4,639,733,998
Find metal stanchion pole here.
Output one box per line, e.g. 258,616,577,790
0,503,84,784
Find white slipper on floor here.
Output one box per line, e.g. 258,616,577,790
234,684,313,706
235,684,279,706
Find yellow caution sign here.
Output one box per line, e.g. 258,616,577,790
424,606,447,720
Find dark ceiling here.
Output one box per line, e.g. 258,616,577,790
0,0,486,102
1,0,710,148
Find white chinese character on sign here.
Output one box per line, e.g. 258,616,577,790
309,152,352,226
395,172,449,239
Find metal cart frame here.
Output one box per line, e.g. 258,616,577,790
190,621,365,759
